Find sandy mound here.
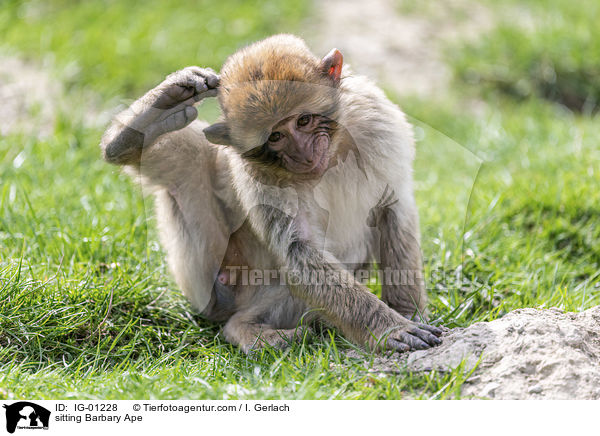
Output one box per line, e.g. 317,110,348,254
407,307,600,399
351,307,600,399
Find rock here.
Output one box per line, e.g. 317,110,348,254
406,306,600,399
528,385,543,394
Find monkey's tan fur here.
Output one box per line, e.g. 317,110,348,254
100,34,442,353
217,35,340,154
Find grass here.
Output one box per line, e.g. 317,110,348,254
409,97,600,324
451,0,600,113
0,0,307,98
1,0,599,399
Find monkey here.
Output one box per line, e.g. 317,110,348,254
100,34,442,354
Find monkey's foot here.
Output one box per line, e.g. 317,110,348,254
223,320,310,354
246,326,311,354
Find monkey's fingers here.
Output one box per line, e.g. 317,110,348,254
147,105,198,139
175,66,219,90
394,331,431,350
414,322,444,337
192,88,218,102
385,339,410,352
407,325,443,347
157,85,198,107
156,90,215,124
151,84,198,110
382,326,441,352
172,77,207,96
204,72,220,89
188,66,219,89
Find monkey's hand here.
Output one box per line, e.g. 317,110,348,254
367,307,442,352
118,66,220,147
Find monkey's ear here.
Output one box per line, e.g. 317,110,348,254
320,49,343,84
203,122,233,145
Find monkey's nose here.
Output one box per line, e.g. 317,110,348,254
303,142,315,163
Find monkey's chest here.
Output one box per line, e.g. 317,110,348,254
313,157,385,265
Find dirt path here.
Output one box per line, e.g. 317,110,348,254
308,0,491,96
0,0,490,136
0,56,60,137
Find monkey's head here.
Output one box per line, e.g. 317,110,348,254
204,34,343,180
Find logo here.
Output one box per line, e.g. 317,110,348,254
2,402,50,434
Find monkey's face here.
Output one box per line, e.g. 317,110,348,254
264,113,334,176
204,80,341,181
203,34,345,181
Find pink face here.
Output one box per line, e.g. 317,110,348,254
266,114,332,176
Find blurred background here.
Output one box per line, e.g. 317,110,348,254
0,0,598,398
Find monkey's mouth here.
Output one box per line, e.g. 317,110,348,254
284,134,330,175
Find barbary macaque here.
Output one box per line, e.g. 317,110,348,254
100,34,442,353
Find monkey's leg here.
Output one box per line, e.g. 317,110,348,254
373,187,427,320
151,152,245,314
201,279,236,322
223,310,309,354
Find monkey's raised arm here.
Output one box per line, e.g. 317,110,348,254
99,66,248,314
253,205,442,351
100,66,219,166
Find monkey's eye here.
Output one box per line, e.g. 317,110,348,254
268,132,282,142
297,114,312,127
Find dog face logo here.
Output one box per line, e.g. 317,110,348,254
2,402,50,433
